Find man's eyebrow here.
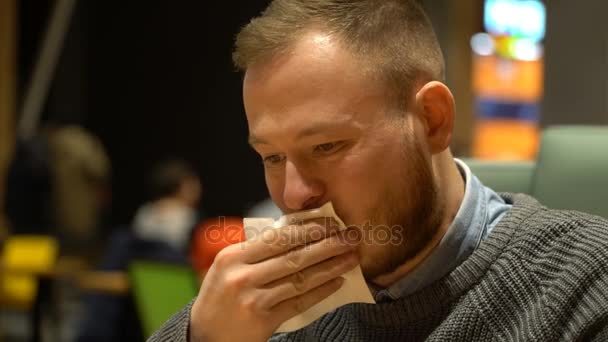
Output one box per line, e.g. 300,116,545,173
248,135,268,146
248,120,353,146
295,121,351,140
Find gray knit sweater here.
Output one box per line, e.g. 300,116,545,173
149,194,608,341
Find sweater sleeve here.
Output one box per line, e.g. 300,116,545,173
147,300,194,342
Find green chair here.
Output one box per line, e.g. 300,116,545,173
465,125,608,219
531,126,608,219
463,159,535,194
128,261,199,339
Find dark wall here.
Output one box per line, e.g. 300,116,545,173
42,2,273,225
542,0,608,126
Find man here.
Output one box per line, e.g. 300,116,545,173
150,1,608,341
133,159,202,252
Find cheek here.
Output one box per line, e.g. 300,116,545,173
337,136,408,217
344,141,401,189
327,152,388,221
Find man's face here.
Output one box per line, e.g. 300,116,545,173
244,32,443,280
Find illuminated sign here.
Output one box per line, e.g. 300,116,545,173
484,0,546,41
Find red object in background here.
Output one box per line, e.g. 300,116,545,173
190,217,245,274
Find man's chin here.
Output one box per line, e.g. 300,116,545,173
368,270,399,288
358,254,394,286
358,246,420,288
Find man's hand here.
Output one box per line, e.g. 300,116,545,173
189,219,360,342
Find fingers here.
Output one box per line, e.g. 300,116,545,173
271,276,346,326
241,218,343,264
260,251,359,308
249,229,359,285
191,216,359,342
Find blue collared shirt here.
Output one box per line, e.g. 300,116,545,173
374,159,512,301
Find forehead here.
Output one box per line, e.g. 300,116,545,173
243,31,388,132
244,33,366,93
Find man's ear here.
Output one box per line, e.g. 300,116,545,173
414,81,455,154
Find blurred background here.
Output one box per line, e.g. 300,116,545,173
1,0,607,341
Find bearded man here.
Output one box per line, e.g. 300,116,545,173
150,1,608,341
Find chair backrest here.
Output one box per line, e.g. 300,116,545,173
531,126,608,219
128,261,198,339
463,159,536,194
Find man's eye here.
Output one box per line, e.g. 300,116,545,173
314,142,342,153
263,154,285,166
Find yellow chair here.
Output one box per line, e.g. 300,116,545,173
0,235,58,309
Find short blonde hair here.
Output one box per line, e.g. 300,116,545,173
233,0,445,107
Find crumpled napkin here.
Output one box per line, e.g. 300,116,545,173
244,202,375,332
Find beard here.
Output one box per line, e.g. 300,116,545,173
356,134,445,280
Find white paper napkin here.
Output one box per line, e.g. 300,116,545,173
244,202,375,332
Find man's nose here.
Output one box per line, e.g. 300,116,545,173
282,160,324,211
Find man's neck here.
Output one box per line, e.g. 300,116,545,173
371,150,465,288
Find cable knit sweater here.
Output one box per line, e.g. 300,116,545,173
149,194,608,341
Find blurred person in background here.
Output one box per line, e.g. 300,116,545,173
47,125,111,248
5,124,110,247
76,159,201,342
132,159,202,253
4,132,53,235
